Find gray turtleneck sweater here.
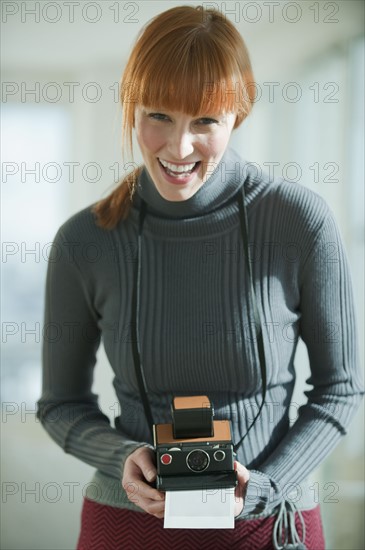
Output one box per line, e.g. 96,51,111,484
37,146,363,519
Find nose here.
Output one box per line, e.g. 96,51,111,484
166,128,194,160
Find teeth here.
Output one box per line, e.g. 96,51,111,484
159,159,197,173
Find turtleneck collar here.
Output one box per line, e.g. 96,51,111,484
133,146,250,219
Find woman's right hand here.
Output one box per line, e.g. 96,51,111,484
122,446,166,519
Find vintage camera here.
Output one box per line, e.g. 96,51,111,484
154,396,237,491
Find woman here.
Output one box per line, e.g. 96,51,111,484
37,5,363,550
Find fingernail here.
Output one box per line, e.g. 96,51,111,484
147,471,155,482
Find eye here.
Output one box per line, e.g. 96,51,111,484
148,113,169,121
196,117,219,125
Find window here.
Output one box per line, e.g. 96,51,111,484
1,103,71,405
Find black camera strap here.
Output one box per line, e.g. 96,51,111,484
131,183,267,451
130,197,155,438
235,185,267,452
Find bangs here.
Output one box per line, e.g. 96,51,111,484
136,40,248,117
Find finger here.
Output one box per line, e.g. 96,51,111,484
133,448,157,483
126,478,165,503
234,461,250,499
234,461,250,482
123,463,165,502
124,452,163,501
123,487,166,518
122,447,165,505
134,496,165,518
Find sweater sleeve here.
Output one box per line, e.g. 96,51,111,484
239,209,364,517
36,227,147,480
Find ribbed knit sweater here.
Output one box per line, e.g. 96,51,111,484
37,146,363,520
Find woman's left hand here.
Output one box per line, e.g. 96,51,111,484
234,460,250,517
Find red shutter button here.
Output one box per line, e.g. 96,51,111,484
161,453,172,465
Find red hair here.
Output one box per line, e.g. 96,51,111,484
93,5,255,229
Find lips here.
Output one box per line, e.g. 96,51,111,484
157,159,201,185
158,159,201,175
159,158,199,173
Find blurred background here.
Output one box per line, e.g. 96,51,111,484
1,1,364,548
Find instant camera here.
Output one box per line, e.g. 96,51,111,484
153,396,237,491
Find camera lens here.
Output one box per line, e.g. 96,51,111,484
186,450,210,472
213,450,226,462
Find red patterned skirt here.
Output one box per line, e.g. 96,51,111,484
76,498,325,550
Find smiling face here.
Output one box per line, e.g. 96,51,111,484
134,106,237,202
